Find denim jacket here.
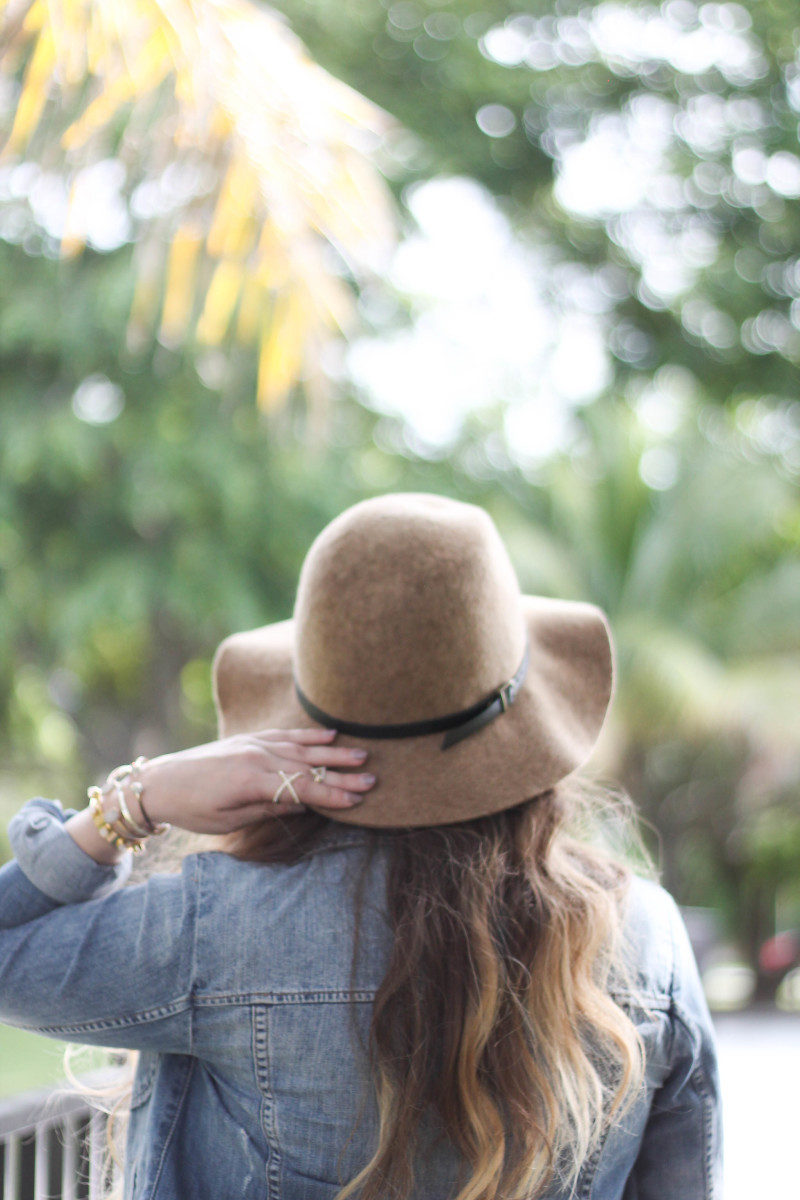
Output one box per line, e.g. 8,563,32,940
0,799,722,1200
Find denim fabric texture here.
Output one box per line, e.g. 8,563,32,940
0,799,722,1200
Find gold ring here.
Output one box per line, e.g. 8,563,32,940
274,771,303,805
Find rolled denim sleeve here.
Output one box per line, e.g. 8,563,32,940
6,798,132,909
0,800,197,1054
627,898,723,1199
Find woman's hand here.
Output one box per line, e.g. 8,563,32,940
66,729,375,863
133,728,374,832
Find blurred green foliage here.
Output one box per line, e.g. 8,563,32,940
0,239,466,786
0,0,799,981
274,0,800,406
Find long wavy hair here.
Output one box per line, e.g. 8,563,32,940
224,784,646,1200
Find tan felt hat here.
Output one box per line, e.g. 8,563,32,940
213,493,613,828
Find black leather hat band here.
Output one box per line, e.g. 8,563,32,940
294,643,529,751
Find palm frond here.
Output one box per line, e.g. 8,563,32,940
614,613,731,741
0,0,395,408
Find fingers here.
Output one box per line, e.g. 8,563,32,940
259,767,376,813
308,770,376,805
226,731,377,817
249,728,338,746
295,769,376,808
265,741,369,770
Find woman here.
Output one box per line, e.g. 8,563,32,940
0,494,721,1200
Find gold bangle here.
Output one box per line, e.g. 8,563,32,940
108,758,170,837
88,787,147,854
111,781,151,840
131,756,169,835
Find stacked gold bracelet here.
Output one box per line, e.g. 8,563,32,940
87,755,171,855
88,786,147,854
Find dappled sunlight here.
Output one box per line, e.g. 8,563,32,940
0,0,395,409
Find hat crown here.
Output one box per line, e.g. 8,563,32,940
293,495,527,725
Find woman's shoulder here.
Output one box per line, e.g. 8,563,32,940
619,875,701,1006
181,828,385,917
186,826,376,880
624,873,683,930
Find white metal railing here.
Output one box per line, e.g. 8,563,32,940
0,1084,106,1200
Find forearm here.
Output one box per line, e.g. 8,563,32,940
65,806,126,864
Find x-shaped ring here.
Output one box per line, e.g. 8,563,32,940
274,770,304,805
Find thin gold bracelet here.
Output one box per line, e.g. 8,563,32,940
110,780,150,840
88,787,147,854
108,758,170,837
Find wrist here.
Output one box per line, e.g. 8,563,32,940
88,784,149,854
110,756,171,838
75,758,171,863
125,757,172,832
66,807,128,865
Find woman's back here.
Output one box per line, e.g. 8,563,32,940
107,829,717,1200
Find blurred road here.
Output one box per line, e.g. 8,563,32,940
714,1009,800,1198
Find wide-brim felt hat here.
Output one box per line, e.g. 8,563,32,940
213,493,613,828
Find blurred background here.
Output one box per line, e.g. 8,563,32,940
0,0,798,1194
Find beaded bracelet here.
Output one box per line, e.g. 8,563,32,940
88,786,147,854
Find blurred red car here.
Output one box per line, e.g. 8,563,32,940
759,930,800,975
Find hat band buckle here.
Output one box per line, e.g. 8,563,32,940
294,643,529,751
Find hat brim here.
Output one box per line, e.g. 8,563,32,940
213,597,613,828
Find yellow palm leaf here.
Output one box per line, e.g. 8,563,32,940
253,222,290,292
235,273,264,342
46,0,87,85
205,158,258,260
0,0,395,409
62,31,172,150
195,257,242,345
5,15,54,152
160,225,204,342
60,174,86,257
256,288,309,411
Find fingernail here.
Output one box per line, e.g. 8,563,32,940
347,793,365,805
349,749,368,761
361,773,376,785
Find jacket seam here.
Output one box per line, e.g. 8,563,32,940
190,986,667,1008
577,961,677,1198
672,999,716,1199
665,902,681,1065
694,1059,715,1199
609,989,670,1009
29,997,191,1036
189,855,201,1057
149,1057,196,1198
254,1005,282,1200
194,989,377,1006
578,1138,604,1200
